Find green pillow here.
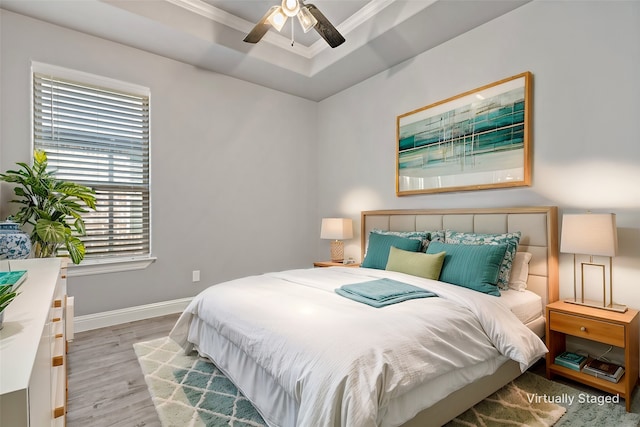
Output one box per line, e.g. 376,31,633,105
426,241,507,296
362,232,422,269
385,246,446,280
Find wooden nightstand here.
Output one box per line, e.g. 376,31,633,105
546,300,639,411
313,261,360,268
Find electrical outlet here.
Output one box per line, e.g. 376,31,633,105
192,270,200,282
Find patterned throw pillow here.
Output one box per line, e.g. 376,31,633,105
445,230,521,290
428,230,446,243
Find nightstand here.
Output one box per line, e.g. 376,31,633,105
313,261,360,268
546,300,639,411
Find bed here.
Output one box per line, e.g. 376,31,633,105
170,206,559,426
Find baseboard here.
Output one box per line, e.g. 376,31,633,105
74,297,192,333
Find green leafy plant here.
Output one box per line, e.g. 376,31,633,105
0,150,97,264
0,281,24,314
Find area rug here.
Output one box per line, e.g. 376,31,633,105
134,337,266,427
444,372,565,427
134,337,640,427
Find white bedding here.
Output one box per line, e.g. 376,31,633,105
170,267,547,427
499,288,544,324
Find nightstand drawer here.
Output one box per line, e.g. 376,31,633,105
549,311,625,347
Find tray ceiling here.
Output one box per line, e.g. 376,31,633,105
0,0,529,100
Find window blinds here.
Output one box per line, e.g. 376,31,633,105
33,73,150,259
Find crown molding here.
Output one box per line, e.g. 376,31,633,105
306,0,394,56
166,0,395,59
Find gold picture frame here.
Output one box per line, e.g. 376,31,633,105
396,72,532,196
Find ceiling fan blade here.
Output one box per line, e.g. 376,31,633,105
305,4,345,48
244,5,279,44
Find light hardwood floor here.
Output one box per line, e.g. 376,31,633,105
66,314,180,427
67,314,632,426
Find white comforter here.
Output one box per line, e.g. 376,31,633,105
170,267,547,427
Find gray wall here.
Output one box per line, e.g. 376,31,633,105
2,1,640,315
316,1,640,308
0,10,318,315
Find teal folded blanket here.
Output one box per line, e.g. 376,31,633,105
335,278,437,308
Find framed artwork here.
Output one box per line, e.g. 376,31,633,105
396,72,532,196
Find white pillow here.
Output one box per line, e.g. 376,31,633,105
508,252,532,291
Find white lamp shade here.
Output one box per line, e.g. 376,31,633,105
320,218,353,240
560,213,618,256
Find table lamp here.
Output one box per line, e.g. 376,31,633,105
320,218,353,263
560,212,625,312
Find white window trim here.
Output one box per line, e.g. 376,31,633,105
67,256,157,277
31,62,154,274
31,61,150,96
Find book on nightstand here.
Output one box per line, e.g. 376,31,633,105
554,351,587,371
582,358,624,383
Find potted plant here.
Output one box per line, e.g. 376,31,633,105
0,150,96,264
0,279,24,329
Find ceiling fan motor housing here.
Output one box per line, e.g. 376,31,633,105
282,0,300,17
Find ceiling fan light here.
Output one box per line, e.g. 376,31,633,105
281,0,300,17
267,7,287,32
297,7,317,33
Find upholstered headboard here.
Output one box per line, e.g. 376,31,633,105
361,206,559,306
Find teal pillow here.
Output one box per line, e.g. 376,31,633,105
372,229,430,251
385,246,446,280
426,241,507,296
362,232,422,269
445,230,521,290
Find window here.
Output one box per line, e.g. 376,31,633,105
32,64,150,264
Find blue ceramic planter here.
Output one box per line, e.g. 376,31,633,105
0,221,31,259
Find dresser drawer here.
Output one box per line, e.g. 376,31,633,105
549,311,625,347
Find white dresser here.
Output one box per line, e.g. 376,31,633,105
0,258,71,427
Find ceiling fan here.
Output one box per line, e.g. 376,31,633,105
243,0,345,48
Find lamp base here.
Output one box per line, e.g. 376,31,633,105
329,240,344,263
564,298,628,313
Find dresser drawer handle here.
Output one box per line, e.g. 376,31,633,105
580,326,587,332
